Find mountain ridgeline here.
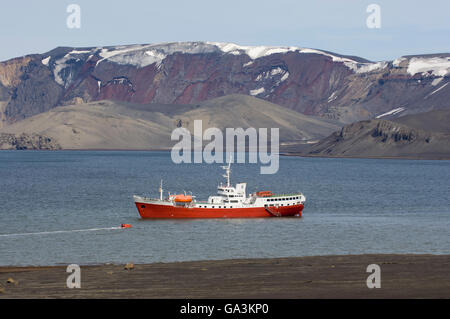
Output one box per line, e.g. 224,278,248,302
0,42,449,128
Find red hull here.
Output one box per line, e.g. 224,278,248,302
135,202,304,219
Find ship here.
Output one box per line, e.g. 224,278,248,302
133,161,306,219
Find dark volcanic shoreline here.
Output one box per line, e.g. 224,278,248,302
282,152,450,160
1,254,449,299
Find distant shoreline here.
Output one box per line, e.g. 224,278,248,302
2,148,450,161
1,254,449,298
282,152,450,160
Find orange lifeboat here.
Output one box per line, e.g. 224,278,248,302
173,194,193,202
256,191,273,197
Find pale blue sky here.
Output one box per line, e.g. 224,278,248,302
0,0,449,62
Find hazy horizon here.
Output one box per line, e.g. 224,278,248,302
0,0,449,62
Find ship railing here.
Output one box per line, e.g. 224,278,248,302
256,192,303,198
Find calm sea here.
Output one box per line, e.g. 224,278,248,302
0,151,449,266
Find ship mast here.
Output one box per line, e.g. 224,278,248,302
159,179,163,200
221,156,232,187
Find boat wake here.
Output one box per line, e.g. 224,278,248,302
0,226,123,237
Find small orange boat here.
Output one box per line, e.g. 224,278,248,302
133,162,305,219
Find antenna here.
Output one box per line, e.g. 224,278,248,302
221,155,232,187
159,179,163,200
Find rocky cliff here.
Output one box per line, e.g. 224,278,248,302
296,110,450,159
0,133,61,150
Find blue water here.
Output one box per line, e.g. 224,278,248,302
0,151,449,266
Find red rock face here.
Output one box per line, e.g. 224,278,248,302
0,42,449,124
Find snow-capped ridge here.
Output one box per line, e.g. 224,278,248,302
406,57,450,77
53,41,387,75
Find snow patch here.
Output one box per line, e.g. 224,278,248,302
96,42,225,68
327,91,338,103
427,82,449,97
296,48,387,73
210,42,385,74
280,72,289,82
376,107,405,118
68,50,91,55
256,67,288,81
431,77,443,86
345,61,388,73
407,57,450,77
210,42,298,60
250,87,265,96
41,56,50,66
393,57,406,67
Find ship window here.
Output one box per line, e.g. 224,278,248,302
141,205,146,209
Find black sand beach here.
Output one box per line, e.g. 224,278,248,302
0,254,449,299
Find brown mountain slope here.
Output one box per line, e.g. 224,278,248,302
392,109,450,133
0,94,341,150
